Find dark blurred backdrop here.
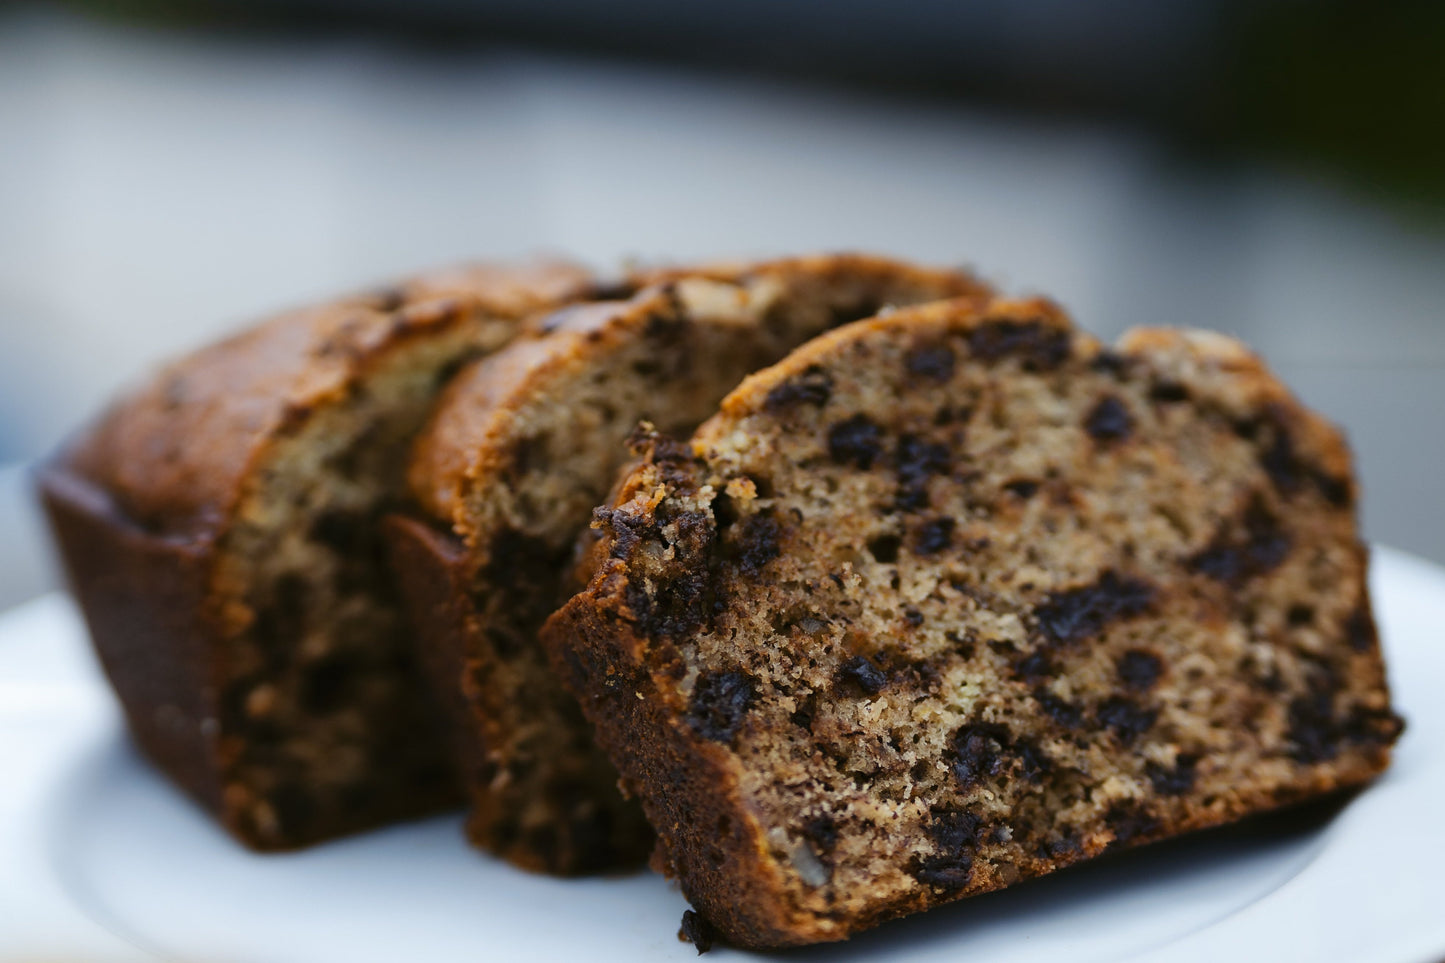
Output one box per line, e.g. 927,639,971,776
0,0,1442,606
56,0,1445,207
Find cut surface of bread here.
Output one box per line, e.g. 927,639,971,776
541,297,1402,947
398,254,991,874
40,261,598,850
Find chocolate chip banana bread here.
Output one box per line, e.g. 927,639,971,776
40,260,601,850
541,296,1402,948
393,254,990,875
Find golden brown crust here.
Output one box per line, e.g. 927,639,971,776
64,260,595,538
541,297,1400,948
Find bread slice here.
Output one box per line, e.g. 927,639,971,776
39,261,600,850
541,296,1403,947
393,254,990,874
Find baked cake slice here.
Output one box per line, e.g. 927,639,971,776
391,254,990,874
541,296,1402,947
40,261,600,850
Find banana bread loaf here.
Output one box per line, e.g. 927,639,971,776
40,260,600,850
541,296,1402,947
392,254,990,874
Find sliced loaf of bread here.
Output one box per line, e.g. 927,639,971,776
41,261,599,849
393,254,990,874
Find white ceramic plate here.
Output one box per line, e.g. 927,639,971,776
3,547,1443,963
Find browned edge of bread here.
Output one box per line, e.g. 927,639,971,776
380,514,521,853
39,466,230,818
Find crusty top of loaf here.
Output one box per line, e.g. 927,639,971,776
58,260,595,538
709,302,1354,484
408,253,991,529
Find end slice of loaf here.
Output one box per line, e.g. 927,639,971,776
395,254,991,874
40,260,599,850
541,296,1402,947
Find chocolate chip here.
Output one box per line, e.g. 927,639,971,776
914,517,955,555
1314,472,1353,508
1097,697,1157,745
951,724,1010,789
1344,704,1405,746
1189,496,1291,586
687,670,756,745
1344,604,1377,653
911,851,974,892
912,809,981,892
895,435,950,511
1091,350,1129,375
906,344,956,381
1287,604,1315,627
1287,689,1339,763
967,318,1072,371
679,909,716,954
928,808,982,850
623,506,725,640
828,415,885,469
903,607,925,628
1035,831,1080,861
837,655,888,696
600,507,657,559
1015,738,1052,782
867,533,901,564
1013,650,1055,681
801,813,839,859
1259,416,1303,495
730,512,781,577
1147,754,1199,795
1004,479,1039,499
1034,571,1156,647
1149,381,1189,403
1117,649,1163,690
947,629,977,660
764,366,833,411
1035,689,1084,728
1251,410,1353,507
1085,396,1134,443
1105,803,1159,848
950,723,1049,788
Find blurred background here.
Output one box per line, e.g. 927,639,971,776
1,0,1442,609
